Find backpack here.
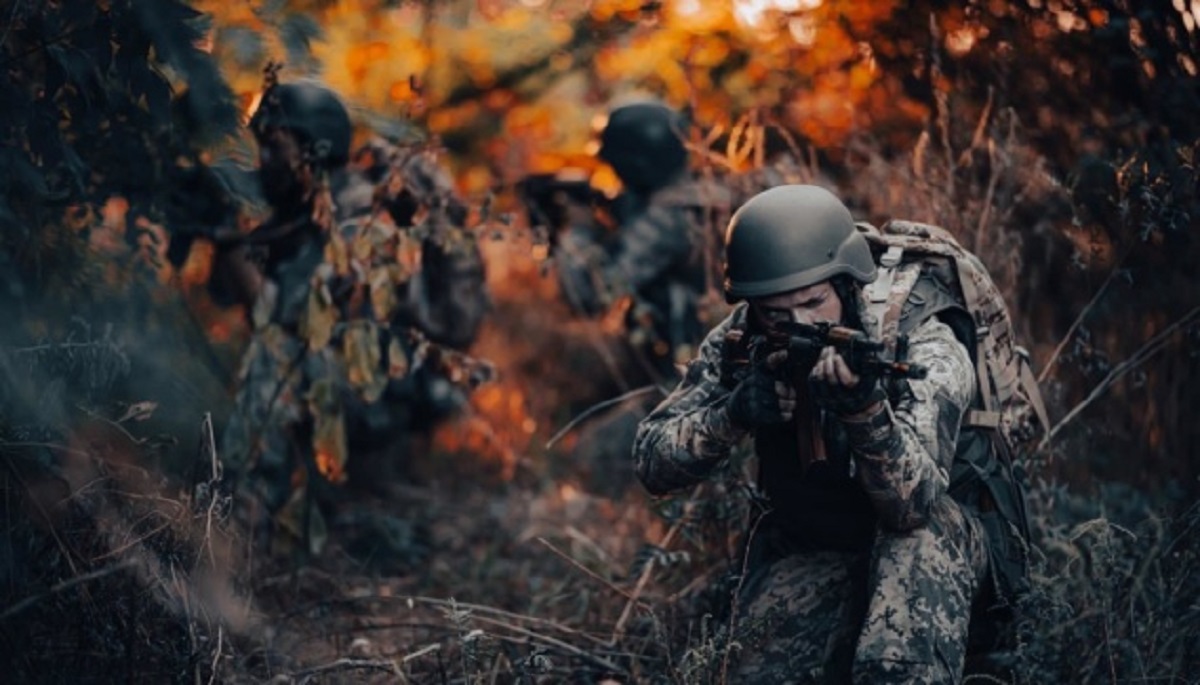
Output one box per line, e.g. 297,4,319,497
857,219,1049,608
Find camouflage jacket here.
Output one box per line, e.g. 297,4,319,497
633,302,975,549
557,175,729,370
224,146,487,496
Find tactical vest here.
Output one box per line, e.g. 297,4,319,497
859,219,1049,606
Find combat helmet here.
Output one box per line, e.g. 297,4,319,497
723,185,876,301
250,81,353,168
598,101,688,193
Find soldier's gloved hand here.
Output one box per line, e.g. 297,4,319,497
808,346,886,416
726,350,796,428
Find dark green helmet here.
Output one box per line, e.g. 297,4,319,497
250,81,353,168
598,101,688,193
723,185,876,301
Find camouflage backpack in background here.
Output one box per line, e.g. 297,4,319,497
857,219,1050,609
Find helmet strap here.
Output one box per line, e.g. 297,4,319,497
831,276,866,330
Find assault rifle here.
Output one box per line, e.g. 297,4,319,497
517,171,611,244
761,321,929,380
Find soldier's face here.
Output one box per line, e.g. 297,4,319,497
258,127,308,208
751,281,843,332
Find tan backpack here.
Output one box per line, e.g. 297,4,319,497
859,219,1049,606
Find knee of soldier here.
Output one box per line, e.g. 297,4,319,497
873,498,982,563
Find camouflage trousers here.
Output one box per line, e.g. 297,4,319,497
730,496,988,684
222,326,340,514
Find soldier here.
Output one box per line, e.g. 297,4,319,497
554,100,729,385
633,185,1002,683
216,79,487,540
538,101,728,494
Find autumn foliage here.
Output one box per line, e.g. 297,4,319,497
2,0,1199,682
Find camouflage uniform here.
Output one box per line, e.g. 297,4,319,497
556,174,728,382
633,297,989,683
222,146,487,520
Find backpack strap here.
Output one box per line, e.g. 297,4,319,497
1017,347,1051,435
866,244,905,305
954,260,1002,431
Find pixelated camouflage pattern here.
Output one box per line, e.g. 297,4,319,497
850,310,976,531
860,219,1043,602
731,497,988,684
634,303,975,535
860,220,1048,444
632,306,750,495
634,292,984,679
730,548,861,683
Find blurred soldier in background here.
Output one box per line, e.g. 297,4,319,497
530,100,729,494
553,100,730,385
204,76,488,550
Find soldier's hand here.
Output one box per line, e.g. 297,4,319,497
726,350,796,428
808,346,885,416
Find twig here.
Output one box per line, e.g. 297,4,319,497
545,385,663,450
1039,306,1200,450
1037,250,1130,383
76,405,146,448
0,560,137,621
536,537,643,603
373,596,611,646
402,642,441,663
93,520,171,562
207,625,223,685
291,658,400,684
481,621,628,676
609,484,704,645
0,453,81,577
200,412,221,569
563,525,622,577
720,510,767,683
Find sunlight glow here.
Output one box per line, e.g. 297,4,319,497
734,0,817,28
946,27,977,56
788,15,818,47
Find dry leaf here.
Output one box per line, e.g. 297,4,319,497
302,287,337,351
343,321,386,402
117,401,158,423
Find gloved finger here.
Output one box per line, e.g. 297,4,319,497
764,349,789,371
775,381,797,399
811,352,834,383
832,353,859,387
